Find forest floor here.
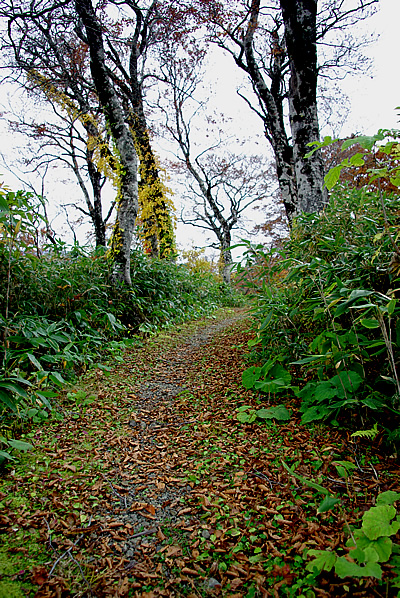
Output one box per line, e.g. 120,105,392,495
1,307,400,598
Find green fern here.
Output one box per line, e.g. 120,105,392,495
351,423,379,440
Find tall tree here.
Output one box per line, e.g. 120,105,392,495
178,152,273,284
103,0,176,258
195,0,378,224
0,2,122,248
0,0,175,260
4,84,115,247
159,50,270,284
75,0,139,284
279,0,327,214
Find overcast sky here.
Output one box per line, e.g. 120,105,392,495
1,0,399,251
339,0,400,135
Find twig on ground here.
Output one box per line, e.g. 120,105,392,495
103,476,128,509
43,518,58,555
48,515,93,596
250,469,274,489
370,461,379,481
130,526,157,539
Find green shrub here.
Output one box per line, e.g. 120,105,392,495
239,184,400,442
0,184,245,443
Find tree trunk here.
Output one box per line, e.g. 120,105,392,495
129,42,175,259
75,0,138,285
220,229,233,285
243,0,298,225
280,0,327,215
85,147,106,247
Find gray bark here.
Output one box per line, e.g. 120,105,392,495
242,0,297,224
220,228,233,285
106,1,175,259
75,0,138,285
280,0,327,215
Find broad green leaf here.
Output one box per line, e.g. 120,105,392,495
247,337,261,348
349,153,365,167
306,550,336,573
314,382,337,402
256,405,291,421
0,195,9,213
237,411,255,423
8,439,33,452
270,364,292,385
348,289,376,301
318,496,340,513
0,381,28,399
281,460,329,495
35,392,52,410
291,355,325,365
341,132,385,152
227,528,241,537
387,298,397,316
260,312,273,330
49,372,67,387
362,505,400,540
376,491,400,505
332,370,363,393
242,367,262,389
254,378,286,392
0,389,18,412
333,461,357,480
347,534,392,563
27,353,43,370
301,405,332,423
335,290,375,317
0,450,15,461
360,318,380,329
335,556,382,579
324,165,342,190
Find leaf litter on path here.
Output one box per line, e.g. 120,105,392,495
1,307,400,597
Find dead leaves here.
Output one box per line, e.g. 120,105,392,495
2,311,400,597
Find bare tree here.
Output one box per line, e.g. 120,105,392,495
194,0,378,224
3,93,115,247
75,0,139,284
159,50,272,284
0,0,124,248
0,0,175,266
178,152,274,284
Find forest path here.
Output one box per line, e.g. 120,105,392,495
2,307,397,597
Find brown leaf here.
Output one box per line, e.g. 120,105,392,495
181,566,200,576
31,566,48,586
157,528,166,541
165,545,182,557
63,463,77,473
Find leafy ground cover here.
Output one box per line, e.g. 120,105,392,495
1,308,400,597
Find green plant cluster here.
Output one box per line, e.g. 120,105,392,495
0,185,244,462
307,491,400,585
238,183,400,445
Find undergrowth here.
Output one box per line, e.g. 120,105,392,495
238,184,400,448
0,184,245,463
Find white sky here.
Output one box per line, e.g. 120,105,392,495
338,0,400,135
0,0,399,251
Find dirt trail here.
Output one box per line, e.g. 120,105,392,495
2,307,399,598
103,310,248,560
